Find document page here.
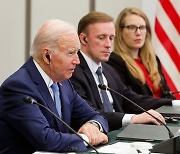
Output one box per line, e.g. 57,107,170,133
94,141,153,154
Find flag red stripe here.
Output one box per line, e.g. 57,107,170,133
155,0,180,99
155,18,180,72
160,0,180,34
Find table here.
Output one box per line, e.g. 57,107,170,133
91,120,180,153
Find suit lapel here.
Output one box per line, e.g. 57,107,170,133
102,65,111,86
26,57,63,131
78,52,104,109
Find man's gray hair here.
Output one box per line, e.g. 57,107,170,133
30,19,76,57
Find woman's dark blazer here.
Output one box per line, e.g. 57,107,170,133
107,52,175,99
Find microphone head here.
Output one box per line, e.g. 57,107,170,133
164,90,180,96
23,96,37,104
98,84,107,90
163,91,172,96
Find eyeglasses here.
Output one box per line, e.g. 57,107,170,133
122,25,147,33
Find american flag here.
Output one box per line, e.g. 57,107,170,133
153,0,180,99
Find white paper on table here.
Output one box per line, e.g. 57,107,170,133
95,142,138,154
92,141,153,154
33,152,76,154
172,100,180,106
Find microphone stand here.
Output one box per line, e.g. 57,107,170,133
98,84,174,139
23,96,99,154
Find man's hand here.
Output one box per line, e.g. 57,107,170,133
78,122,108,146
131,109,166,125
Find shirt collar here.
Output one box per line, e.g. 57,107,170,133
33,59,54,88
80,50,102,74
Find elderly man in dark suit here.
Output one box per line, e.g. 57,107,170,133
0,19,109,154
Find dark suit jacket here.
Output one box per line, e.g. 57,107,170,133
0,57,108,154
70,52,172,131
107,52,175,99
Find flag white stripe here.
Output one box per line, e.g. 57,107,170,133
153,34,180,90
156,1,180,52
171,0,180,15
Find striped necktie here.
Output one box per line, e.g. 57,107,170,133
96,67,113,112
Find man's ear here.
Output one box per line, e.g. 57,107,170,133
79,33,87,45
46,54,50,62
42,49,51,64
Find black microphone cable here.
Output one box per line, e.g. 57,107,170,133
23,96,99,154
98,84,174,139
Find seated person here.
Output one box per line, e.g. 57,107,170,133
70,11,177,131
0,19,108,154
107,7,175,99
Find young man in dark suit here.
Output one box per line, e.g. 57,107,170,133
70,11,173,131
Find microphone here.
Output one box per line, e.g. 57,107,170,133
23,96,99,154
98,84,174,139
164,91,180,95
